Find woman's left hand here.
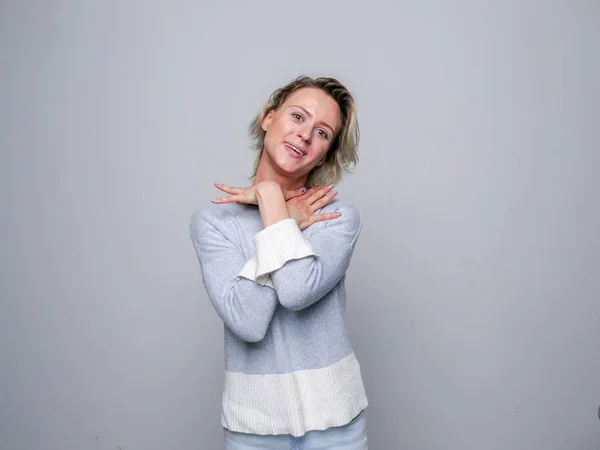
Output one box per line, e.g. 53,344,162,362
212,182,307,205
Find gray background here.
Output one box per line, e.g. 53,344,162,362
1,1,599,449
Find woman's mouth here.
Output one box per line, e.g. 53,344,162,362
284,142,306,158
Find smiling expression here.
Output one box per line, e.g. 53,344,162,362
260,87,341,180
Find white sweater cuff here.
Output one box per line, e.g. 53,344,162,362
253,218,317,278
237,219,316,283
237,256,274,288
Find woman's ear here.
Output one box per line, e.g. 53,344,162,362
261,109,274,132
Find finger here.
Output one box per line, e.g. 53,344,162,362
307,184,334,204
284,186,307,201
294,185,321,202
309,211,342,226
302,186,322,197
311,189,338,212
211,194,243,204
214,183,242,195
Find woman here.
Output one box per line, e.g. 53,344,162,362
190,75,369,449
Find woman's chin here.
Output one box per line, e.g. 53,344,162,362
273,159,304,176
263,152,311,179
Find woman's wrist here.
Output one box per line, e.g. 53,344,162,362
255,181,291,228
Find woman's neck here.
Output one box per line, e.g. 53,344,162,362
253,152,307,191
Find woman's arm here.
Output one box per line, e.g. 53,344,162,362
190,210,279,343
256,202,361,310
212,182,353,311
239,196,361,311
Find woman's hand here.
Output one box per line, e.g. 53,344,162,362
212,182,307,205
286,184,341,230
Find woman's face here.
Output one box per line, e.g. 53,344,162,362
260,87,341,181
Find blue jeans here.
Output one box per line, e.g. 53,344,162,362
223,411,368,449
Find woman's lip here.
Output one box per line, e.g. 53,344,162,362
284,143,304,158
284,142,306,155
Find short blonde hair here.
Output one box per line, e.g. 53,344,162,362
249,76,359,188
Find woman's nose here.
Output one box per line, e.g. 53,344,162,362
298,127,311,143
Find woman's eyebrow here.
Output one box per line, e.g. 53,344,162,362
289,105,335,134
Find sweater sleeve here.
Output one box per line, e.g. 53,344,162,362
190,210,278,342
239,202,362,311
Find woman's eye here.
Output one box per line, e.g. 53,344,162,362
292,113,303,121
317,129,329,140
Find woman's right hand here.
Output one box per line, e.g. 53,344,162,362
286,184,341,230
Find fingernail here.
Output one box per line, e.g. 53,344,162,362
331,190,338,196
300,187,307,193
328,184,334,189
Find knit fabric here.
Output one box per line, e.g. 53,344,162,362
190,198,368,437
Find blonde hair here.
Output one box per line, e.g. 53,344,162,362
249,76,359,188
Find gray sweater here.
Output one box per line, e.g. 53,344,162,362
190,198,368,437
